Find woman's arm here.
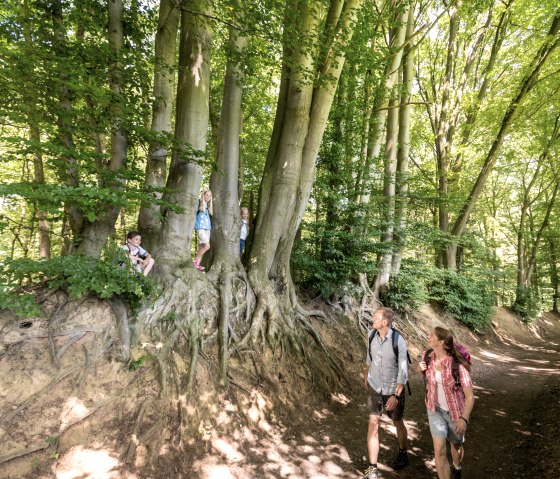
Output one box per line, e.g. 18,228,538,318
454,386,474,435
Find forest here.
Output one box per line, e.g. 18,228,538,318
1,0,560,478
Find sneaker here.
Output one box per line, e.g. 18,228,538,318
362,465,379,479
392,449,409,470
451,465,462,479
193,259,205,271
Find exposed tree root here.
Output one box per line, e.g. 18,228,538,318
0,443,50,465
358,273,379,333
0,400,109,465
48,294,69,368
113,263,352,468
126,400,149,464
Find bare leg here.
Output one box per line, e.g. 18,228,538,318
393,418,408,450
450,442,464,468
143,258,154,276
194,243,210,264
433,436,451,479
367,415,381,465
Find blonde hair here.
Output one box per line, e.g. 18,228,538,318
240,207,249,215
200,189,213,216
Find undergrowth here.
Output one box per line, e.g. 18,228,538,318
384,260,495,331
0,247,157,317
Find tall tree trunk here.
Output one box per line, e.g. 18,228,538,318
453,0,510,172
138,0,180,250
22,1,51,259
353,40,375,201
77,0,128,257
208,25,247,383
548,235,559,314
391,3,415,275
210,26,247,266
29,125,51,259
248,0,363,329
357,2,407,205
50,0,84,248
525,179,560,286
153,0,213,269
446,9,560,268
435,5,459,265
424,2,496,267
514,118,560,307
515,161,543,297
373,3,410,296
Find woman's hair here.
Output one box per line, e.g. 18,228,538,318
433,326,469,368
200,189,213,216
240,207,249,215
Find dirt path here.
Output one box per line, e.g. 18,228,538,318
186,311,560,479
313,314,560,479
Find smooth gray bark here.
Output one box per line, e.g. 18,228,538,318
77,0,128,257
391,4,415,276
373,3,410,295
50,0,84,250
248,0,363,321
154,0,213,269
138,0,180,250
358,1,407,205
30,125,51,259
210,26,248,266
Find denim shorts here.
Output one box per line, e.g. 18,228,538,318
367,385,405,421
427,406,465,444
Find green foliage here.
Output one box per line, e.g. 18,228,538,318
430,269,495,331
384,260,434,313
162,311,177,322
0,248,157,317
292,203,378,299
0,284,40,317
384,261,494,330
128,354,151,371
512,288,543,323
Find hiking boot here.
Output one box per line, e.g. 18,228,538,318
392,449,409,470
451,465,462,479
362,465,379,479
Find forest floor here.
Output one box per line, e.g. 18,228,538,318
185,306,560,479
2,302,560,479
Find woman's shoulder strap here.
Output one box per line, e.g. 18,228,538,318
423,348,434,365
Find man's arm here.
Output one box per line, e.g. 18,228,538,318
395,335,409,390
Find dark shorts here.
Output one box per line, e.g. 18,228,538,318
367,384,405,421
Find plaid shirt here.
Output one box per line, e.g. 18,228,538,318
423,350,473,421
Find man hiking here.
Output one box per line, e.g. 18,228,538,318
363,307,409,479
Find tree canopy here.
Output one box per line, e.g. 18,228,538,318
1,0,559,326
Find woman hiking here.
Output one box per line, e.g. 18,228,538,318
418,327,475,479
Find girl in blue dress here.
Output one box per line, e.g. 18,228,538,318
193,189,213,271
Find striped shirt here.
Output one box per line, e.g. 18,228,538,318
423,350,473,421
